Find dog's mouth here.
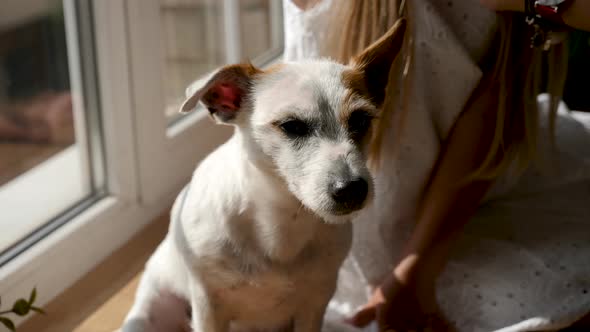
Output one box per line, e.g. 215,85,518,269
297,195,369,224
315,191,372,224
330,204,366,216
320,208,363,224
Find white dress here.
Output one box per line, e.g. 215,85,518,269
282,1,590,332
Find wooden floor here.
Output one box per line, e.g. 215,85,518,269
19,212,170,332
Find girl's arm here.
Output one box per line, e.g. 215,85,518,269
349,77,504,330
392,80,500,303
390,0,589,284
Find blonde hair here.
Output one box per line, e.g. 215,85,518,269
323,0,569,180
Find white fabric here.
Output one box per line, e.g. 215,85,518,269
283,1,590,331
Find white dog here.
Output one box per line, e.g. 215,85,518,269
121,19,406,332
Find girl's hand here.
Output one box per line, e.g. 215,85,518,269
346,273,454,332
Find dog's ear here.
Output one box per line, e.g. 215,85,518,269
180,63,262,123
350,18,406,106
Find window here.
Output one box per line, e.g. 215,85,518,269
126,0,283,203
0,0,283,327
0,0,104,261
161,0,283,121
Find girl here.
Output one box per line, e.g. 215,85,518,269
284,0,590,331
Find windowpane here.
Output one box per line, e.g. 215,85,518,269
161,0,226,118
0,1,100,255
240,0,273,60
0,3,72,184
161,0,283,120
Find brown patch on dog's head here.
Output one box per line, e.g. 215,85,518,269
341,69,371,102
341,18,406,108
338,89,377,129
263,63,286,75
180,63,263,123
339,18,407,169
340,69,372,126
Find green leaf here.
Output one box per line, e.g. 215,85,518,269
28,288,37,305
11,299,30,316
30,307,45,315
0,317,15,331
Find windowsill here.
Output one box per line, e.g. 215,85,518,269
18,210,170,332
0,145,89,254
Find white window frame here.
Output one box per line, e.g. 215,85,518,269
127,0,283,204
0,0,284,327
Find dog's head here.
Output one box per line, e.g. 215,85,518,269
181,19,406,222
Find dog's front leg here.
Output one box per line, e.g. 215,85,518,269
189,283,228,332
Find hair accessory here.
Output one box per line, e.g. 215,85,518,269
533,0,574,25
524,0,572,50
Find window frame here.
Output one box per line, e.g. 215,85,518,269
0,2,143,325
127,0,283,204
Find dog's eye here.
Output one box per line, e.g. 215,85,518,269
279,119,311,138
348,111,374,140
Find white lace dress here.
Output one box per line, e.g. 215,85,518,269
282,1,590,331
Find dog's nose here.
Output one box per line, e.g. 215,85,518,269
329,177,368,211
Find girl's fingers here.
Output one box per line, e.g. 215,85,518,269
345,304,377,327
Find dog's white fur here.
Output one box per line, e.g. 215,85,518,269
121,19,405,332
